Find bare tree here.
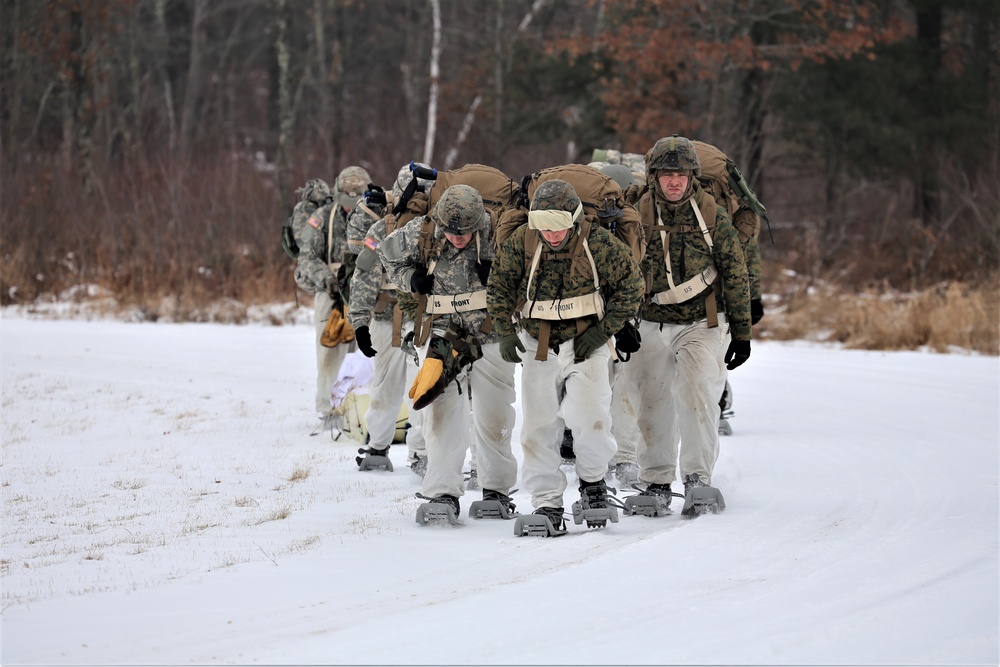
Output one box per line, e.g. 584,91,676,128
179,0,207,157
422,0,442,165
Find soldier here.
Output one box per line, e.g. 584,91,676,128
295,165,370,434
344,166,433,475
487,179,644,536
622,135,751,517
379,184,517,523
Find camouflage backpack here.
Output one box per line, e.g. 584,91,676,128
496,163,645,265
282,179,335,260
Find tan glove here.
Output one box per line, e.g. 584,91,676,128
320,306,355,348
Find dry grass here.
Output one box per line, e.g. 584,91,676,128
758,275,1000,355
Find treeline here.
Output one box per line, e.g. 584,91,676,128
1,0,997,316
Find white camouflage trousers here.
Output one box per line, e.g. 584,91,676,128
314,291,356,416
420,342,516,500
519,332,617,510
622,318,728,486
610,359,641,465
365,319,425,460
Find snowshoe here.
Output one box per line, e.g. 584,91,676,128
468,489,519,520
513,506,567,537
571,480,620,528
613,461,640,488
415,494,461,525
718,383,734,436
464,468,479,491
559,428,576,465
409,453,427,478
623,483,683,517
356,446,393,472
681,474,726,518
311,412,341,439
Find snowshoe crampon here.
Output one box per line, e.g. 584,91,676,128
622,483,683,518
681,485,726,518
513,508,566,537
571,502,619,528
415,494,461,525
718,417,733,436
356,447,393,472
469,490,518,520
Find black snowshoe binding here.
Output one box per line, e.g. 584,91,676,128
571,480,621,529
681,474,726,518
469,489,519,520
623,482,684,517
415,493,461,525
514,506,567,537
559,428,576,466
356,445,393,472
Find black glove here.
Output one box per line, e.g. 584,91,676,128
355,325,376,357
476,260,492,286
410,266,435,295
750,298,764,325
363,184,387,208
326,280,343,307
725,339,751,370
614,321,641,354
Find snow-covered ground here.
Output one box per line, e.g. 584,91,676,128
2,314,997,665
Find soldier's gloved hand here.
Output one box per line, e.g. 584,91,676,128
574,327,609,361
475,260,492,286
725,339,751,370
410,266,435,295
614,321,641,354
498,333,525,364
750,298,764,325
355,325,377,358
326,280,343,307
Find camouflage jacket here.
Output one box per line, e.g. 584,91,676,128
379,214,499,345
745,233,762,301
294,202,351,297
637,185,752,341
487,223,644,347
347,215,417,329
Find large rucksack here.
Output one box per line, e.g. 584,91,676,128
690,141,767,248
420,163,520,258
282,179,335,260
496,163,646,265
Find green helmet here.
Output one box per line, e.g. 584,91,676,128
589,162,639,190
335,166,371,208
431,184,486,234
646,135,701,178
531,179,582,214
297,178,334,206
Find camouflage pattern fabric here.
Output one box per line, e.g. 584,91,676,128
288,179,335,259
646,135,701,176
335,166,370,210
379,211,499,346
294,201,352,298
487,222,644,347
745,233,762,301
637,182,752,342
347,215,412,328
430,184,486,234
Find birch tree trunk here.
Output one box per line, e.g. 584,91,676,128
275,0,293,210
422,0,441,165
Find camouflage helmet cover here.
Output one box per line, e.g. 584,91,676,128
531,179,582,213
646,135,701,178
335,166,371,208
393,162,435,199
297,178,334,206
431,184,486,234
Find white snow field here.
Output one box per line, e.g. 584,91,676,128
1,315,997,665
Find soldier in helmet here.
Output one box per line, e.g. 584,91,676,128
487,179,644,535
379,184,517,523
344,164,435,475
622,135,752,517
295,165,370,434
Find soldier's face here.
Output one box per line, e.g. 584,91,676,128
658,172,689,202
540,229,570,246
444,232,474,248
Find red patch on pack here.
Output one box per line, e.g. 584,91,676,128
307,214,321,229
364,237,378,252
